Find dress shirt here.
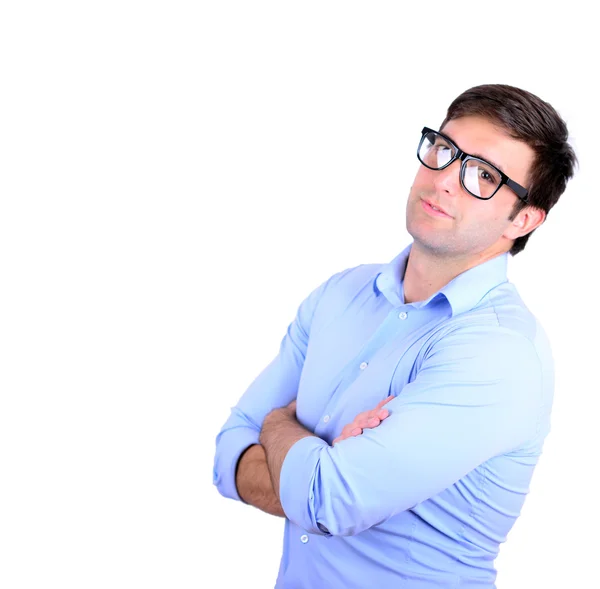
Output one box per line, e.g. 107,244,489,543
213,242,553,588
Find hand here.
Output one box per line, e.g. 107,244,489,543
264,400,297,426
332,396,394,445
285,400,297,416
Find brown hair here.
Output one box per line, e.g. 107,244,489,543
440,84,577,255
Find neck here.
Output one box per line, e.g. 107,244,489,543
403,242,506,304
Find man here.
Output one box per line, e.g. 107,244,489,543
212,84,577,588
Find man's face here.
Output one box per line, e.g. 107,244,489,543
406,115,535,258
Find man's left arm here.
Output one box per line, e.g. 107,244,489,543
263,325,547,538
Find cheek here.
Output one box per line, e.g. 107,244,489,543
412,166,435,188
459,205,511,237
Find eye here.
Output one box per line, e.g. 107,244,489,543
425,133,451,151
435,145,453,167
478,168,498,185
432,139,453,159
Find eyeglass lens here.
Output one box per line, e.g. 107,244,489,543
419,131,502,199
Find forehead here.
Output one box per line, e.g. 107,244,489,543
441,116,534,181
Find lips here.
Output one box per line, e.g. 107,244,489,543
421,198,452,218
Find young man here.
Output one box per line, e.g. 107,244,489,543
213,84,577,588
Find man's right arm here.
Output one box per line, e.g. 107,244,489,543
213,269,347,506
235,444,285,517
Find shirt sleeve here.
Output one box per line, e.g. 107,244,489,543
279,324,548,536
212,270,343,502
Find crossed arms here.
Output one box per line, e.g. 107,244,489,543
235,399,392,518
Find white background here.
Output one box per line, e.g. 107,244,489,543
1,2,598,588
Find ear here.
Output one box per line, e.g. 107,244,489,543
504,206,546,240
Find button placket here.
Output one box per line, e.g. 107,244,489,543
319,311,399,427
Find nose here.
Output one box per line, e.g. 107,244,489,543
433,159,462,197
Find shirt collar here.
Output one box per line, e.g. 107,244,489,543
372,244,411,307
373,242,509,316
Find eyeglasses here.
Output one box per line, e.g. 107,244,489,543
417,127,529,202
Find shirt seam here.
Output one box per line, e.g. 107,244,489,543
489,290,543,443
454,461,489,581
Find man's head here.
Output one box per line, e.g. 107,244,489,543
406,84,577,258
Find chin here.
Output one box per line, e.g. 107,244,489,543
406,217,434,244
407,222,457,255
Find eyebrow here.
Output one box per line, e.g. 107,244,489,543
441,130,507,174
469,151,506,174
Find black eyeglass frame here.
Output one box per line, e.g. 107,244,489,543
418,127,529,202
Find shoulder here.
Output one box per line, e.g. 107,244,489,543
423,282,553,382
313,262,384,305
326,262,383,290
442,282,551,357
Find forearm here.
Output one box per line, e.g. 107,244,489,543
259,408,316,498
235,444,286,517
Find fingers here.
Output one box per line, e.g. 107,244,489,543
372,396,393,421
376,396,394,410
331,397,394,445
340,422,358,438
365,415,380,427
332,422,371,445
352,398,394,427
354,410,373,429
376,407,389,420
361,402,391,427
332,424,363,445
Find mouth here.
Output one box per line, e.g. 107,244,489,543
421,198,452,218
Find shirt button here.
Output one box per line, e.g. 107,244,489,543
323,415,330,423
359,361,368,370
300,534,309,544
399,312,408,320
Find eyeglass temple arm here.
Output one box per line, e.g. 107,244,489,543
505,178,529,202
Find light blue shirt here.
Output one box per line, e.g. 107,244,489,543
213,243,554,588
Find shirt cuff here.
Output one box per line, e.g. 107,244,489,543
279,435,330,534
213,427,260,502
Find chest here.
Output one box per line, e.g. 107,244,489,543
296,301,447,441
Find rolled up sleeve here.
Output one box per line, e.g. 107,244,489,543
279,326,546,537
